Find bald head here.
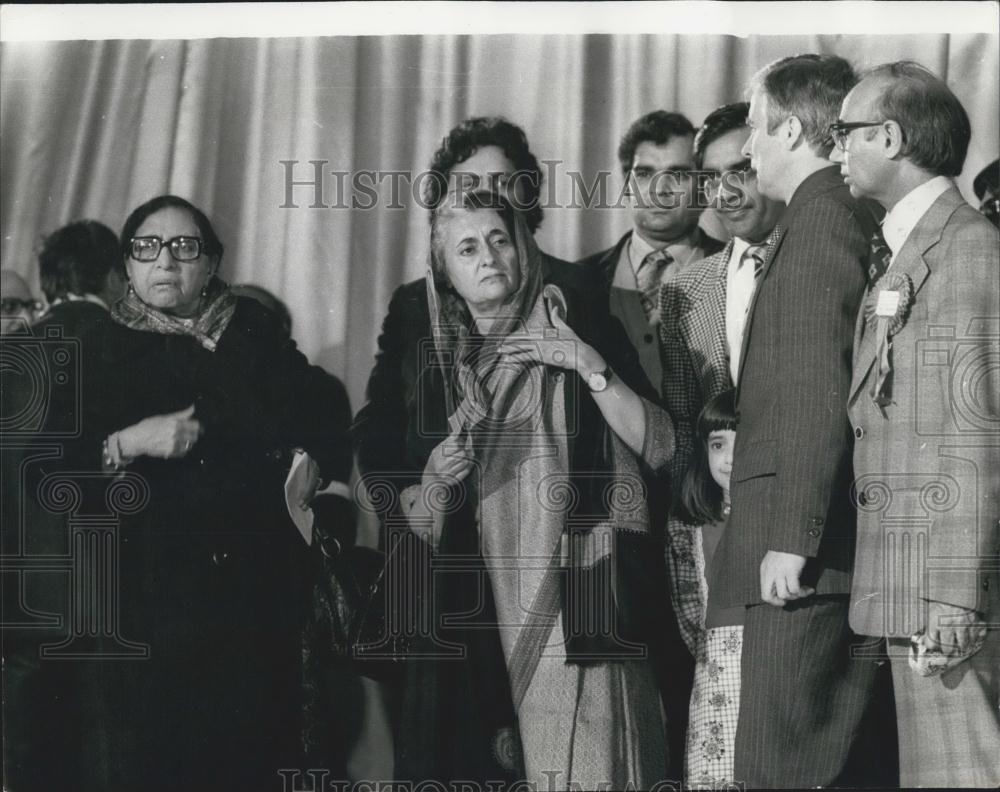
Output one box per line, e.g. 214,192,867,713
1,269,38,334
830,62,969,207
864,61,970,177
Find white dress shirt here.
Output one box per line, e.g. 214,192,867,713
882,175,952,265
726,237,761,384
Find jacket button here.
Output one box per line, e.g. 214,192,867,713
812,516,824,526
211,551,230,567
644,333,654,343
807,528,821,538
854,426,864,439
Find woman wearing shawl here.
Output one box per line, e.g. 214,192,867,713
42,195,352,790
353,194,674,788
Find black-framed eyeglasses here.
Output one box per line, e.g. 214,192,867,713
128,235,204,262
0,297,44,314
828,121,884,151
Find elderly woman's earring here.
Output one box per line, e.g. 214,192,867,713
127,279,134,295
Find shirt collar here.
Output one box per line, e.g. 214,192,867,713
881,175,952,258
628,227,702,272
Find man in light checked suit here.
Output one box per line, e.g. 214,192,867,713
831,61,1000,788
658,101,783,651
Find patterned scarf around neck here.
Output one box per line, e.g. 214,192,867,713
112,277,237,351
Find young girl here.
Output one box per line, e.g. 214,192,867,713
674,390,742,789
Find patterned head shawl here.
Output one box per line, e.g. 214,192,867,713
426,193,563,425
112,276,237,351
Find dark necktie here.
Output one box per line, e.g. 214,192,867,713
869,228,893,287
743,243,766,283
636,248,673,322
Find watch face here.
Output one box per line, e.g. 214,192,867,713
588,372,608,392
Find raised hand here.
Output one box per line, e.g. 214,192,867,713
496,303,603,375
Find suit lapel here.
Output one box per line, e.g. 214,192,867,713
708,243,732,380
848,187,961,403
675,244,731,387
735,225,786,396
598,231,631,296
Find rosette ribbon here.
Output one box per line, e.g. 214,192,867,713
863,271,914,415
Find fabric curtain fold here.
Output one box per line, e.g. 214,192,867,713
2,33,996,409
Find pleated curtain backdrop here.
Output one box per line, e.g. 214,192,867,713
2,33,997,409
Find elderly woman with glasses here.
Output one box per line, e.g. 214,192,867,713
38,194,353,791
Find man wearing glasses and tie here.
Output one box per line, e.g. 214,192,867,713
830,61,1000,789
657,100,785,786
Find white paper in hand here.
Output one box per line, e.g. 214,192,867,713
284,450,315,545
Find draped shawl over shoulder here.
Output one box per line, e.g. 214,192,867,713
423,204,669,786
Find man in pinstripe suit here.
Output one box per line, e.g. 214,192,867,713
706,55,885,787
659,101,783,649
832,61,1000,788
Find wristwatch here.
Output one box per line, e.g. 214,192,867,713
586,366,613,393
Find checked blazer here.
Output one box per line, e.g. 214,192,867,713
657,242,734,651
577,229,725,397
658,240,735,487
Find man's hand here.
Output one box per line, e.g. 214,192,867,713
922,601,986,655
760,550,815,606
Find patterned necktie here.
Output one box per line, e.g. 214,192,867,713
742,243,766,284
636,248,673,322
869,228,893,287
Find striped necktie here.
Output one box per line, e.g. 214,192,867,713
636,248,673,322
743,243,766,283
